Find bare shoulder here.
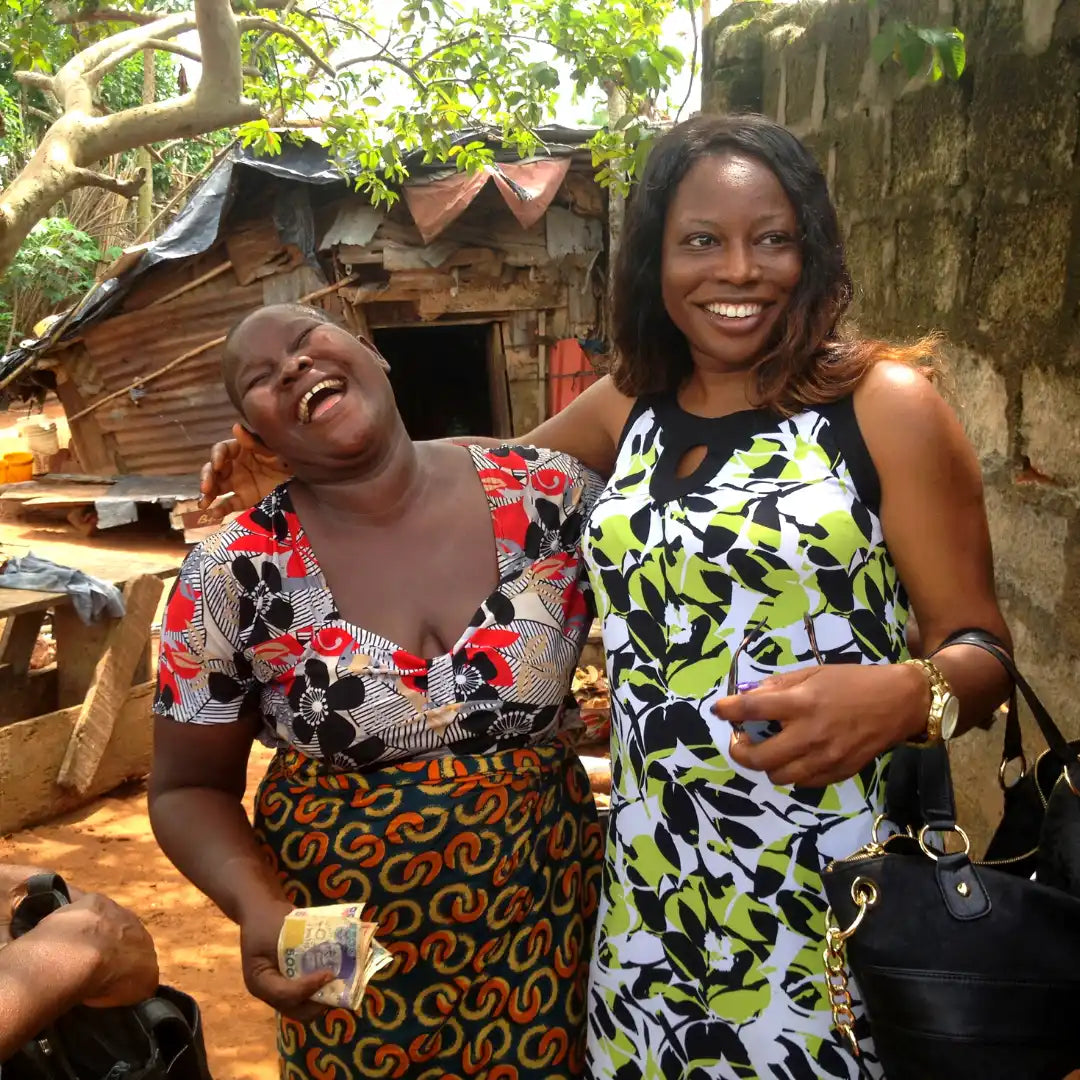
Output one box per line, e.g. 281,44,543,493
854,361,956,449
853,360,979,484
855,359,941,413
575,374,636,428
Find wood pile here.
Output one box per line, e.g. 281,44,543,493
0,473,202,540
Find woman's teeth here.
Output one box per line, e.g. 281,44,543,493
704,302,765,319
297,379,345,423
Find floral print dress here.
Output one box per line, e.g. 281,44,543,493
156,444,602,767
582,395,905,1079
154,445,607,1080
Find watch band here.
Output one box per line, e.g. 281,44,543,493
902,658,953,746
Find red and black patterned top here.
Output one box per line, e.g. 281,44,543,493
154,445,601,770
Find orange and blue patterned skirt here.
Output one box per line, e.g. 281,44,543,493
253,739,603,1080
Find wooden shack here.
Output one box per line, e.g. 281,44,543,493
3,130,608,478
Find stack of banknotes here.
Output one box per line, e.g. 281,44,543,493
277,903,392,1010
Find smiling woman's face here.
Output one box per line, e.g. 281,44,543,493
223,305,398,478
660,151,803,376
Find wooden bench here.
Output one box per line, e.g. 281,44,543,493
0,540,183,834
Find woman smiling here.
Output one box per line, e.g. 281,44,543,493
194,115,1012,1078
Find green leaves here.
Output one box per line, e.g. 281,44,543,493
1,216,104,340
872,18,966,82
448,139,496,172
238,119,282,155
1,0,688,238
227,0,688,202
529,61,561,90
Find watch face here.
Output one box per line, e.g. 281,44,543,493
942,696,960,740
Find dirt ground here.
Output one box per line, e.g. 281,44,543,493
0,745,280,1080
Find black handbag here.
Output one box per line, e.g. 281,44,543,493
821,632,1080,1080
4,874,213,1080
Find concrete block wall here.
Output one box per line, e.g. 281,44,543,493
703,0,1080,845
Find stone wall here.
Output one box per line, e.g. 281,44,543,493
703,0,1080,842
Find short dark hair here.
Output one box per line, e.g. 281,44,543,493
220,303,336,413
611,113,935,413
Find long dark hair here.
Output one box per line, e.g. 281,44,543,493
611,113,936,413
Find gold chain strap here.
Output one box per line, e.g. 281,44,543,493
823,876,880,1056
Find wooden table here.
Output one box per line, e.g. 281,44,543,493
0,527,185,833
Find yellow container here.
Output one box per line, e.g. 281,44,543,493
3,451,34,482
0,462,7,483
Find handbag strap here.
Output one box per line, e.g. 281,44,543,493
931,627,1021,761
935,630,1078,784
9,873,71,939
136,995,193,1068
886,625,1065,833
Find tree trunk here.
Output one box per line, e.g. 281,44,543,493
137,50,156,237
0,122,84,273
606,83,627,310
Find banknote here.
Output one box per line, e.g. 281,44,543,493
277,904,391,1011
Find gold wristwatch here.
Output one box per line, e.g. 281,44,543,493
902,658,960,745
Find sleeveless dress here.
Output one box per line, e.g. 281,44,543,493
155,445,606,1080
582,395,908,1080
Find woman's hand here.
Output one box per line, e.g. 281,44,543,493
198,423,290,519
239,897,334,1021
713,663,930,788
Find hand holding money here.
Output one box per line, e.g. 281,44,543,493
277,904,391,1011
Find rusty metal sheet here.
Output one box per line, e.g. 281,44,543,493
492,158,572,229
224,218,289,284
320,202,385,249
73,282,262,475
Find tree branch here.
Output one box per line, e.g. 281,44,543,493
57,0,291,24
674,0,698,123
70,167,145,197
54,11,199,108
86,36,261,80
417,32,480,66
0,0,261,275
135,37,205,65
194,0,253,104
246,0,298,61
72,0,260,162
236,15,335,78
56,7,157,25
335,47,428,91
13,72,54,93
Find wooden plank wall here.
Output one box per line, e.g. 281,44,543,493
44,164,607,472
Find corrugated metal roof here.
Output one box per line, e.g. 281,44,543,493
76,278,261,474
0,129,602,388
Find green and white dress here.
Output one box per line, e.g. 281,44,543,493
582,394,907,1079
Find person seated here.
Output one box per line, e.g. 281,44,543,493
0,864,159,1061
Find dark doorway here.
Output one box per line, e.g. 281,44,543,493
374,323,497,441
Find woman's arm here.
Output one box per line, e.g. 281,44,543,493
716,362,1011,786
859,361,1012,726
149,716,331,1019
516,375,634,476
198,376,636,516
149,713,284,924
